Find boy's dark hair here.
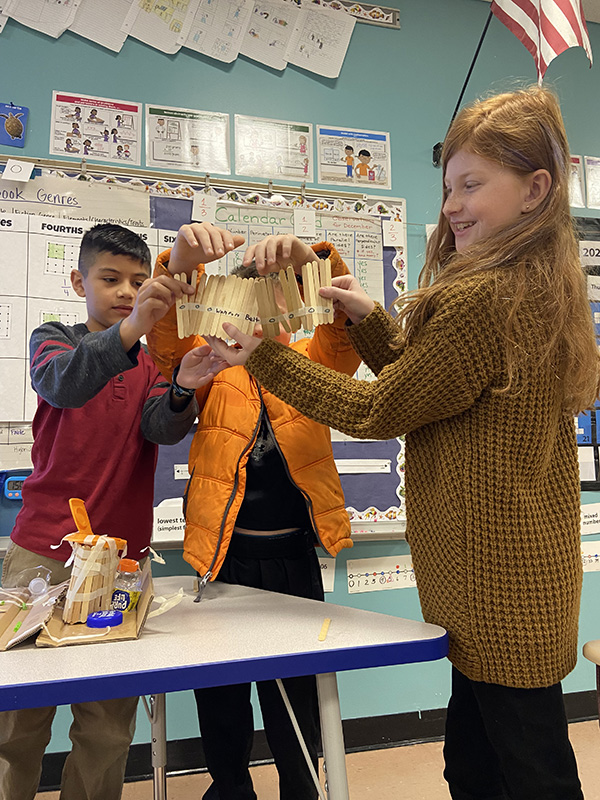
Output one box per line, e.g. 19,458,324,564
232,262,277,280
358,149,371,158
78,224,151,276
344,145,354,152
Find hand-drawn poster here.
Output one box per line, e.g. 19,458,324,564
121,0,197,54
50,92,142,166
146,105,230,174
178,0,252,63
235,115,312,181
317,125,391,189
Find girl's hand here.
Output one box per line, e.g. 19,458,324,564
177,344,230,388
320,274,375,325
168,223,245,276
205,325,263,367
242,234,315,274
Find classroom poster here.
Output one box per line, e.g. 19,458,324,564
2,0,79,38
285,2,356,79
0,174,150,227
145,105,230,174
317,125,391,189
234,115,313,181
570,155,585,208
0,103,28,148
584,156,600,210
121,0,197,55
178,0,252,63
50,92,142,166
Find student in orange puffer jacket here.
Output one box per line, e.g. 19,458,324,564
147,222,360,800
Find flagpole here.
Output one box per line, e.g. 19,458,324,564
432,9,494,167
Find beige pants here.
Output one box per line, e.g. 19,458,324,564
0,541,139,800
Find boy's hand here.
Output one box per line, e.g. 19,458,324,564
242,234,316,274
120,274,194,351
320,274,375,325
177,344,229,388
168,223,245,277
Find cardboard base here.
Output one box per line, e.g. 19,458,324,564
36,564,153,648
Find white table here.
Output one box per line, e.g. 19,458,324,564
0,576,448,799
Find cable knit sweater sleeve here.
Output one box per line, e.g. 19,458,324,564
246,278,504,440
343,302,406,376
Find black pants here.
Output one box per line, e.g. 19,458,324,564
194,530,324,800
443,666,583,800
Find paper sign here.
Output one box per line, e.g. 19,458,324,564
382,219,404,247
347,555,416,593
581,540,600,572
294,208,316,238
318,557,335,593
153,500,185,543
1,160,34,183
581,503,600,535
0,103,28,148
192,192,217,223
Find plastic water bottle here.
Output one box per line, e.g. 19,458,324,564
13,566,52,596
111,558,143,613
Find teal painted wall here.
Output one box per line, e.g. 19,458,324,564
2,0,600,754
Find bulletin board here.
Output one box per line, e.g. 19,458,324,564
0,166,407,529
575,217,600,491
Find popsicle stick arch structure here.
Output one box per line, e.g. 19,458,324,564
175,258,333,340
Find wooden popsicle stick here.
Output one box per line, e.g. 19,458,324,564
302,262,316,329
227,274,244,335
200,274,217,338
198,273,215,337
264,277,285,336
179,272,191,338
254,278,271,337
278,268,294,323
242,278,258,336
319,258,333,324
219,274,237,337
175,274,186,339
265,279,281,338
191,272,206,336
236,278,249,336
285,266,304,332
311,261,323,325
255,279,276,338
209,275,226,337
273,278,292,333
185,269,198,338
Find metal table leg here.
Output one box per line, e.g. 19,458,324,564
316,672,349,800
142,693,167,800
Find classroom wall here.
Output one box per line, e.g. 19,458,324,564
2,0,600,756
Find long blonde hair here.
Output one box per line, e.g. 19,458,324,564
393,86,599,413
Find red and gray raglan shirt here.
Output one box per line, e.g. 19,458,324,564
11,321,197,562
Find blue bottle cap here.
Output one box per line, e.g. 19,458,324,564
86,610,123,628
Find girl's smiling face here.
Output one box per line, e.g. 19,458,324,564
442,149,533,252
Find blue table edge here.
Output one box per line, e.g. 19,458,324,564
0,632,449,710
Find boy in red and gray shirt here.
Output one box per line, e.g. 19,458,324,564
0,223,224,800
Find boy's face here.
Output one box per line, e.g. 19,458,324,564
71,253,149,332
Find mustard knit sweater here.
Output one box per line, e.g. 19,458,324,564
246,273,583,688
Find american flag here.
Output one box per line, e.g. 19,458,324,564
490,0,593,84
